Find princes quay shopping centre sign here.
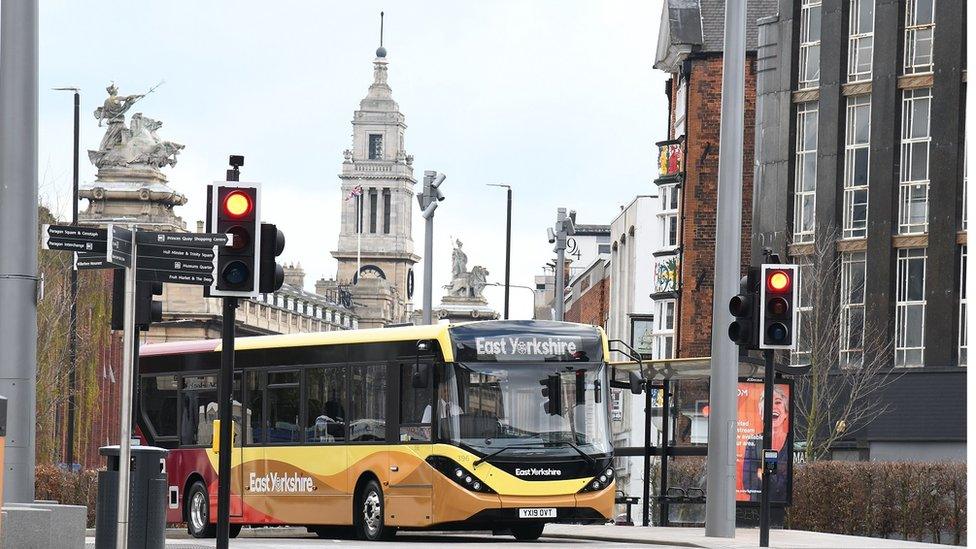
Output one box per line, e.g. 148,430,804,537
474,336,584,361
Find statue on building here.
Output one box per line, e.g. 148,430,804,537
88,82,184,170
451,239,468,279
444,238,489,299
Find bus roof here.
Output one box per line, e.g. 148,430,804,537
140,323,454,358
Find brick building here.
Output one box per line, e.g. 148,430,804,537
564,258,611,328
651,0,775,361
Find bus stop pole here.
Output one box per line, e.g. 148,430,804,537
759,349,774,546
216,297,237,549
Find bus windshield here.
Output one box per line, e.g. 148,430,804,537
435,362,611,458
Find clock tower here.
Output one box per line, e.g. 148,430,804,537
331,42,419,327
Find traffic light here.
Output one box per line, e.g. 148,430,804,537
540,374,563,416
728,267,760,349
135,281,163,331
759,264,799,349
209,183,261,297
258,223,286,293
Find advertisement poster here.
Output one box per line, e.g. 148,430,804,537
735,381,792,504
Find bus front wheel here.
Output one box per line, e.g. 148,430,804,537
512,523,545,541
186,481,216,538
355,479,395,541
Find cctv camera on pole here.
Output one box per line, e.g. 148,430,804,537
551,207,575,321
418,170,446,324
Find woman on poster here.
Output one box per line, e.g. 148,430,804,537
741,385,790,503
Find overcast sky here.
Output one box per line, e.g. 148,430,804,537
38,0,668,319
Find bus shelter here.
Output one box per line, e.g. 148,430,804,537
607,356,791,527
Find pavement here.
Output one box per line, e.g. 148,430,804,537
83,525,960,548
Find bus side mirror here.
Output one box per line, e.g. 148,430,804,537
412,363,430,388
629,371,644,395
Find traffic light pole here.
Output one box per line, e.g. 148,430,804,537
759,348,775,547
216,296,236,549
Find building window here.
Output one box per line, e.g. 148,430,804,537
904,0,935,74
382,188,391,234
843,95,871,239
794,102,818,243
791,261,813,366
899,88,932,234
673,77,687,137
368,134,383,160
839,252,867,368
659,184,679,248
368,188,378,233
798,0,822,89
653,299,676,360
960,246,967,366
848,0,874,82
895,248,926,367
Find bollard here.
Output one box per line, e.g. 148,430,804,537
94,445,168,549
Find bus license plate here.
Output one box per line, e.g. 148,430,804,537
518,508,556,519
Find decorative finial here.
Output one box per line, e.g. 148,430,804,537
376,11,387,58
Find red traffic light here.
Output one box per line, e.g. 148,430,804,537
222,190,253,219
766,270,791,293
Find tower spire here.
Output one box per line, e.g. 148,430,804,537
376,11,387,58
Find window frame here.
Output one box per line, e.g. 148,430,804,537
794,102,819,244
847,0,875,82
898,88,932,235
798,0,823,89
839,251,867,368
843,95,871,239
904,0,936,74
895,248,927,367
368,133,384,160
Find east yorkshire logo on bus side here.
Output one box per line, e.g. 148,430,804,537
248,472,315,493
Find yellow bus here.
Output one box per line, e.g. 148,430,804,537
138,320,622,541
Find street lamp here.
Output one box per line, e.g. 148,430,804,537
418,171,446,324
486,184,511,319
53,86,80,469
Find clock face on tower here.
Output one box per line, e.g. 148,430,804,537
355,264,386,284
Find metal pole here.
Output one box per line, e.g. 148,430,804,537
115,229,137,549
0,0,39,504
422,214,434,325
216,297,237,549
641,381,652,526
504,188,512,319
553,208,567,321
704,0,745,539
66,89,80,468
759,349,775,547
659,380,671,527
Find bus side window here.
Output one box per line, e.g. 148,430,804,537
349,364,387,442
180,375,218,446
400,363,432,443
247,371,265,445
307,365,347,443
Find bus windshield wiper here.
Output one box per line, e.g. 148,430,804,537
472,444,544,468
544,440,597,466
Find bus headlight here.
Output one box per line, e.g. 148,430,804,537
578,465,614,493
427,455,496,494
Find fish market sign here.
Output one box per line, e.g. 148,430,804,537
474,336,583,361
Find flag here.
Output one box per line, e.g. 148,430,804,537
345,185,364,201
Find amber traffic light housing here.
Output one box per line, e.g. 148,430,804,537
759,264,799,349
209,183,261,297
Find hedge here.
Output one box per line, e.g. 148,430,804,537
34,464,99,527
786,460,966,545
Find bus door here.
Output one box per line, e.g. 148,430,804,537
387,362,434,526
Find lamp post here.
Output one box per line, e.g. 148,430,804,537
486,184,511,319
417,171,446,324
53,86,80,469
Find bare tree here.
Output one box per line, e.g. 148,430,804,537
791,227,901,461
